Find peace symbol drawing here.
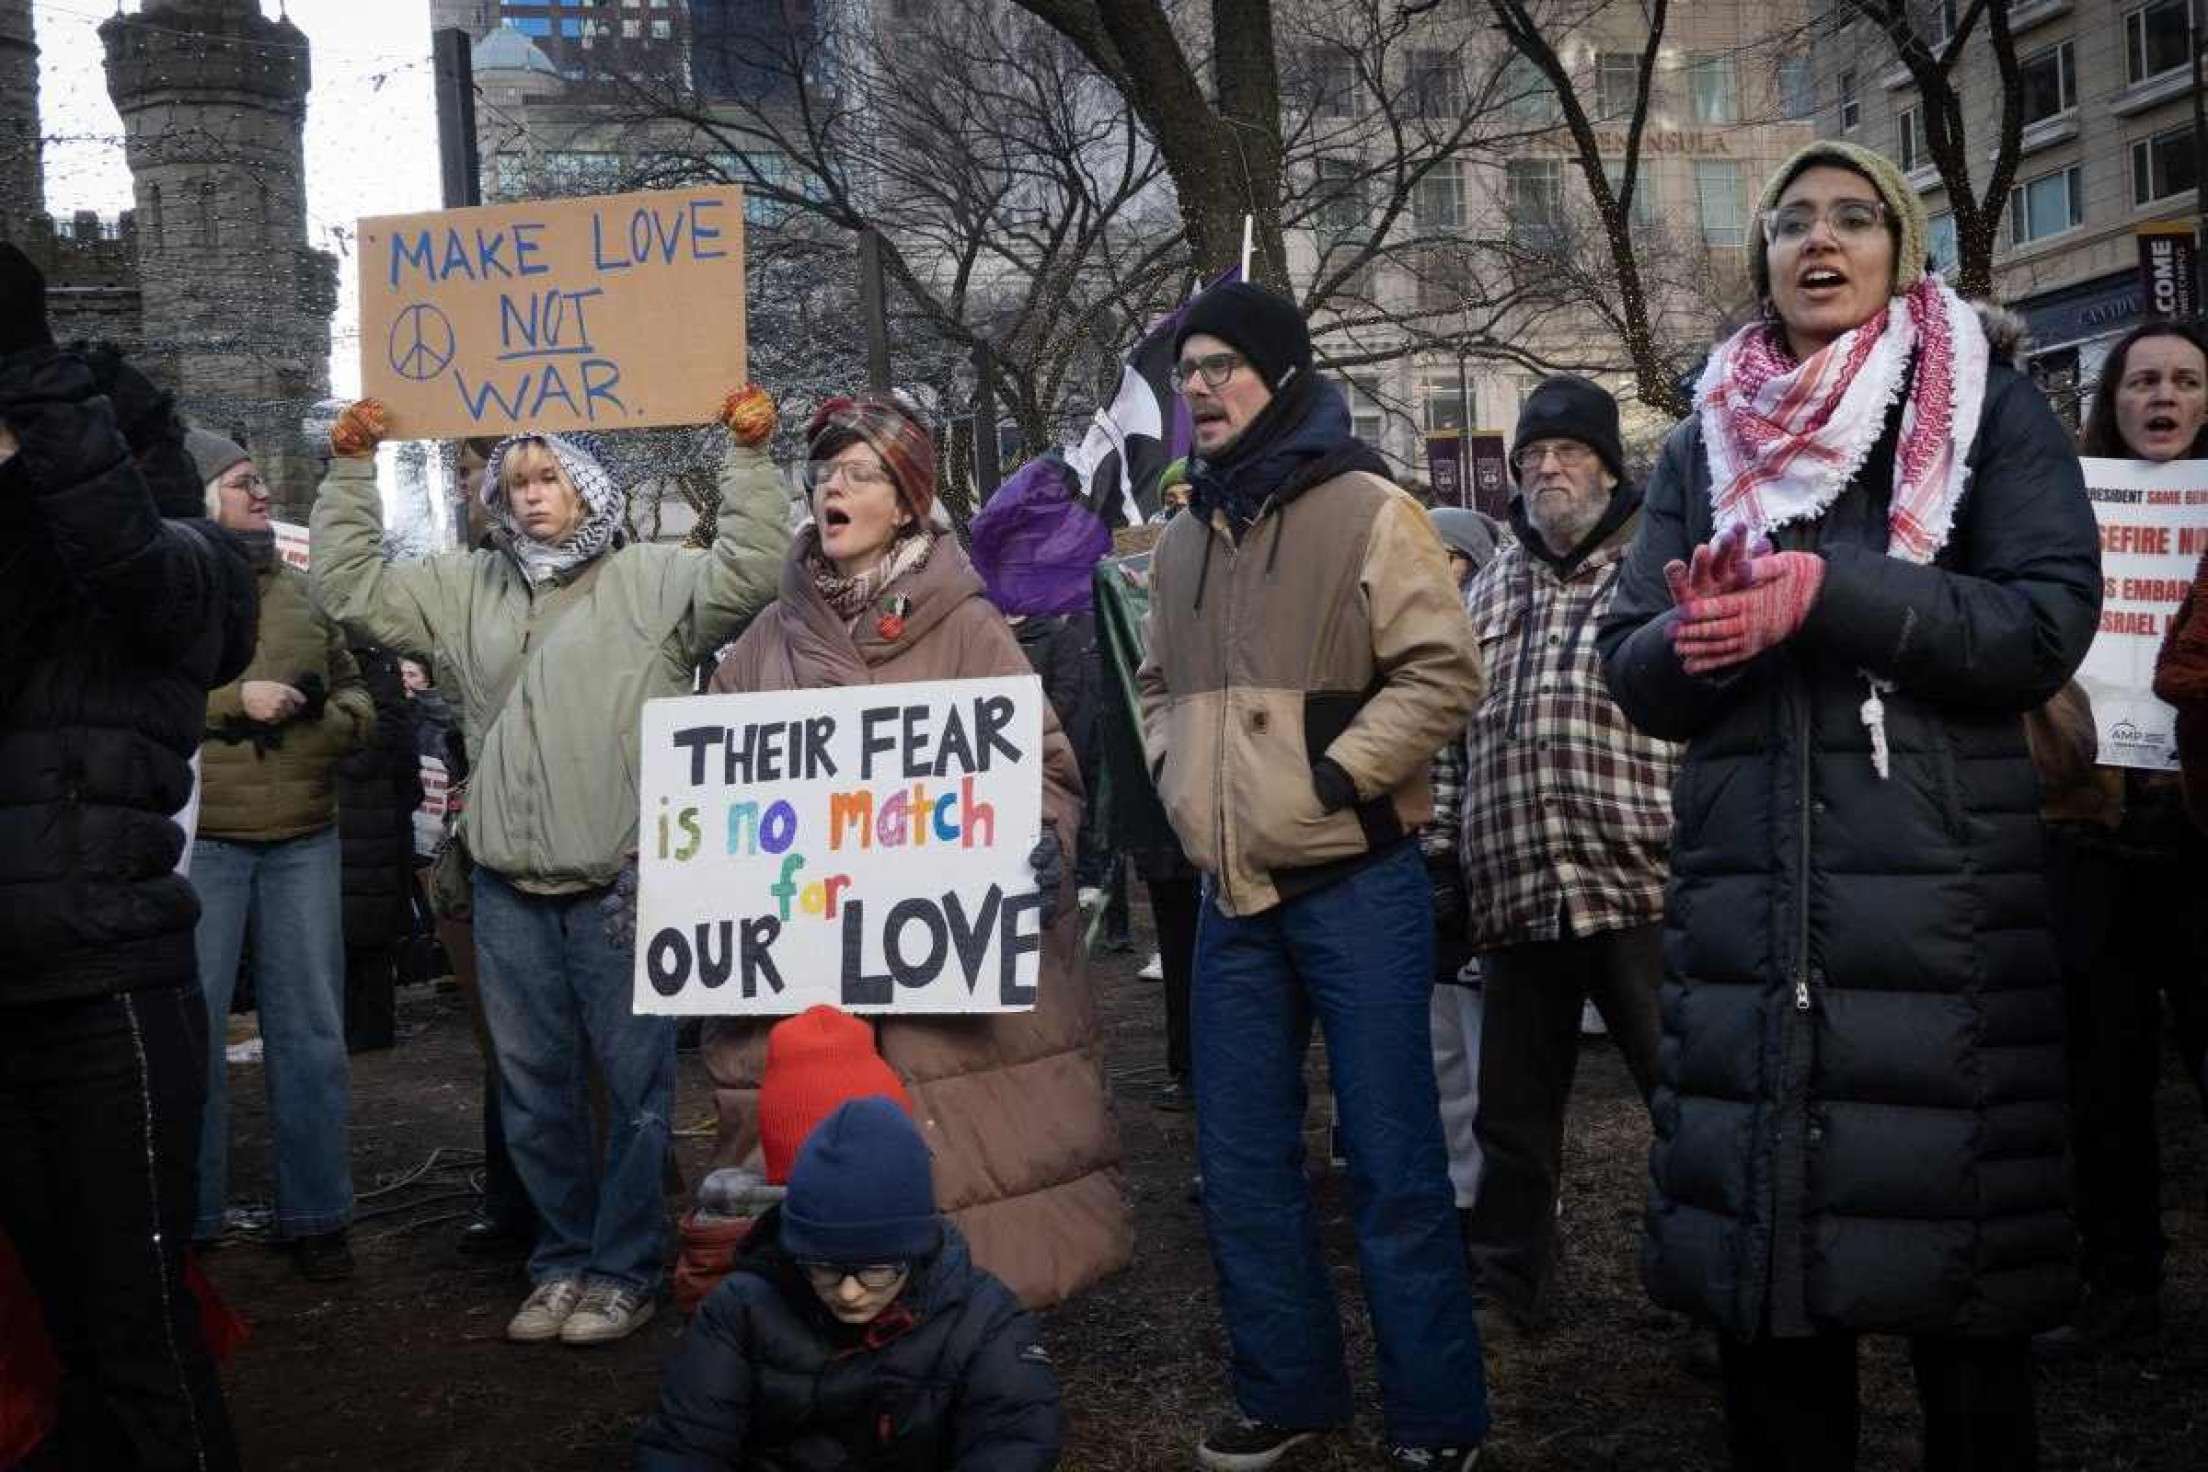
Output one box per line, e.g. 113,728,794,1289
388,303,456,383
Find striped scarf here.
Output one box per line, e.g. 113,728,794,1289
1696,275,1987,567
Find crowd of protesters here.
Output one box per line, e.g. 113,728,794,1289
5,131,2208,1472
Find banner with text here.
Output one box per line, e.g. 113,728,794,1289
634,677,1047,1016
2079,456,2208,770
358,186,747,440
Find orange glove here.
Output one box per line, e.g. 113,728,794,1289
720,384,776,448
329,399,390,460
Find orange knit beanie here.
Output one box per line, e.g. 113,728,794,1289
757,1005,913,1185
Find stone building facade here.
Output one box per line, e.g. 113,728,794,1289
0,0,335,520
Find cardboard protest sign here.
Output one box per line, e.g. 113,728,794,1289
2078,456,2208,770
270,519,310,572
634,677,1048,1017
357,186,746,440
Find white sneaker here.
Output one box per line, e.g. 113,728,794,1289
1077,885,1104,912
506,1277,585,1343
559,1282,656,1345
1136,952,1164,981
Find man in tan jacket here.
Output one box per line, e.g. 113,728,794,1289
1137,282,1489,1472
186,430,373,1281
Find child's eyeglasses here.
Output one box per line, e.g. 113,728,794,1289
801,1261,908,1291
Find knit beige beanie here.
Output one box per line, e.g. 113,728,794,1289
1748,140,1928,304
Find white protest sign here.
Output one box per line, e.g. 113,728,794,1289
2078,457,2208,771
634,676,1048,1016
270,519,310,571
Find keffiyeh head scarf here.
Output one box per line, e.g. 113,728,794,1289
481,430,627,585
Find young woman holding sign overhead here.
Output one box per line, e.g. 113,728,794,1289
2031,320,2208,1361
311,388,787,1347
698,394,1131,1310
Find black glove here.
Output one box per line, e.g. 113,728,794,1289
1029,823,1065,929
601,858,640,954
1311,756,1358,814
292,671,329,723
0,244,53,357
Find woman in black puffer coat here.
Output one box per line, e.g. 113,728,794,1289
1597,143,2101,1471
336,646,424,1049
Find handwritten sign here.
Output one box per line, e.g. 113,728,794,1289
2078,457,2208,770
271,518,310,571
357,186,747,439
634,677,1048,1017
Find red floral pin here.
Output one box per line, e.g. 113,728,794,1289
875,594,912,642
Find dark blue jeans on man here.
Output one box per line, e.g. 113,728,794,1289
471,867,675,1294
1192,840,1488,1449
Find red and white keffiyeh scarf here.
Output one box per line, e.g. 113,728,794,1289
1696,275,1987,568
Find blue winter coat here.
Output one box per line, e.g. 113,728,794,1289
635,1215,1062,1471
1596,346,2101,1341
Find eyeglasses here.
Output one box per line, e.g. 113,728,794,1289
219,471,270,494
1170,351,1244,394
801,460,893,492
800,1261,908,1291
1761,199,1889,245
1511,441,1594,473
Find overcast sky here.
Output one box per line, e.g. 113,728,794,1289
34,0,444,396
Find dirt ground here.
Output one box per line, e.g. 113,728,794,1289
202,914,2206,1471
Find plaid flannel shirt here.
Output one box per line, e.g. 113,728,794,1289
1458,521,1679,948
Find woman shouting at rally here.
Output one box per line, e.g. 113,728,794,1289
311,388,787,1347
1597,142,2102,1470
697,394,1131,1309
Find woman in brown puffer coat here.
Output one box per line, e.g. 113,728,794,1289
699,395,1131,1309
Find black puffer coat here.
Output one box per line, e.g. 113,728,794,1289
0,347,257,1008
635,1214,1061,1471
336,647,423,952
1596,348,2101,1342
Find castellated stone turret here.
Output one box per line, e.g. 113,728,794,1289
0,0,41,240
103,0,336,520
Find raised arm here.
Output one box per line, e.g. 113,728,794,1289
309,400,474,658
675,386,793,659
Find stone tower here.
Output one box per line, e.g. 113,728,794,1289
102,0,336,521
0,0,40,241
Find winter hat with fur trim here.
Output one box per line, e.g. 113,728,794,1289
1749,140,1927,304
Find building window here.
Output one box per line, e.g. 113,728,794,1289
650,17,670,36
1314,158,1369,242
1311,46,1361,119
2019,41,2076,125
1686,54,1738,124
1346,376,1386,446
1423,372,1469,434
1695,159,1746,247
2127,0,2195,85
1778,53,1815,119
622,17,639,35
1505,158,1565,244
1839,68,1860,132
1406,49,1462,118
2133,125,2199,204
196,181,217,249
1414,161,1465,231
2009,164,2083,243
1595,52,1641,120
1898,105,1925,173
1923,0,1960,46
1928,210,1958,275
1499,54,1560,124
1603,159,1658,229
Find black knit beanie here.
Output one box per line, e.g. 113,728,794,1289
1172,281,1313,392
1509,375,1625,485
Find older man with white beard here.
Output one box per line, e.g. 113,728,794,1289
1456,375,1680,1338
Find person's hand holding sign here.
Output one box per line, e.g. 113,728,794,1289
329,399,391,460
720,384,777,448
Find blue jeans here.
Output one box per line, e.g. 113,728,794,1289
191,826,354,1240
471,866,675,1293
1193,841,1489,1448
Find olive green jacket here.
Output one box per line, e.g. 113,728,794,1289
309,444,788,892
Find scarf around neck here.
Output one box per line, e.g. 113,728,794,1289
1696,275,1988,567
806,527,935,624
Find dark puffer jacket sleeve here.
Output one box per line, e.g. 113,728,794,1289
1599,420,1757,741
1799,373,2101,709
6,349,254,677
633,1285,758,1470
948,1292,1062,1471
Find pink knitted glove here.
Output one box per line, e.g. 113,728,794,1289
1663,522,1774,607
1670,551,1826,674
